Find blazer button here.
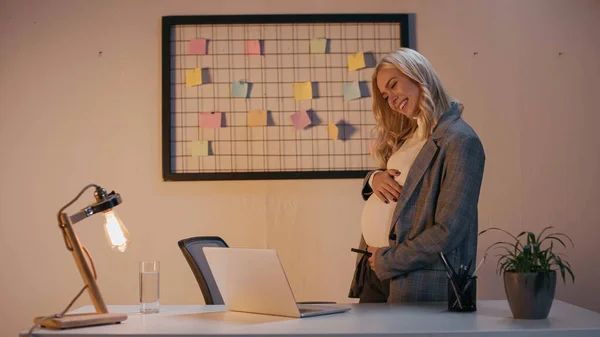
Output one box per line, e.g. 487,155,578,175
389,233,397,241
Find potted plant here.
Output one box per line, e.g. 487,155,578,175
479,226,574,319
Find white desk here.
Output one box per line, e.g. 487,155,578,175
21,300,600,337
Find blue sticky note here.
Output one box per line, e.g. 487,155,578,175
232,81,249,98
343,81,361,101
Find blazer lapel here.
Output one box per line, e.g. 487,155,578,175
388,101,462,235
390,139,439,230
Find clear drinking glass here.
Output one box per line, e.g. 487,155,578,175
139,261,160,313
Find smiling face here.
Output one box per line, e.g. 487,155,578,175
376,66,421,119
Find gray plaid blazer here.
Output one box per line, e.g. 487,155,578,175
349,102,485,303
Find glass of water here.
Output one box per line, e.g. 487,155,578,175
139,261,160,314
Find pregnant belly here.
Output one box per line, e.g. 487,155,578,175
361,194,396,247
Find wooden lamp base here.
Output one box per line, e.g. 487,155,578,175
34,312,127,329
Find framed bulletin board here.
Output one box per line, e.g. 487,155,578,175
162,14,413,181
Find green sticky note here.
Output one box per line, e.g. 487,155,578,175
232,81,249,98
343,81,361,101
310,38,327,54
191,140,209,157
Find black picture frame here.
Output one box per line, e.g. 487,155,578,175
162,14,414,181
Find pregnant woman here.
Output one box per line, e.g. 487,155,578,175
349,48,486,303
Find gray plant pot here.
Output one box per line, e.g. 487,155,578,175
503,271,556,319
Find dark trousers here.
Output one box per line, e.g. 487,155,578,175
359,259,390,303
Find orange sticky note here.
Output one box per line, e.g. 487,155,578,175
185,68,202,87
348,52,366,71
328,122,339,140
248,110,267,127
189,39,207,55
245,40,261,55
294,82,313,100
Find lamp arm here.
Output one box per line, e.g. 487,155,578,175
69,208,93,225
57,184,99,223
55,183,110,314
57,184,99,250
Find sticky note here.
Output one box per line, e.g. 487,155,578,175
291,110,311,130
199,112,222,128
185,68,202,87
245,40,261,55
348,52,366,71
294,82,313,100
232,81,249,98
328,123,339,140
248,110,267,127
310,38,327,54
343,81,361,101
189,39,207,55
191,140,209,157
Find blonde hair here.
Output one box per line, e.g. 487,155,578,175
371,48,453,168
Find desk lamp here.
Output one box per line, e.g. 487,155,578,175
34,184,130,330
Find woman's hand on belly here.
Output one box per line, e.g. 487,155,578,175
372,169,403,203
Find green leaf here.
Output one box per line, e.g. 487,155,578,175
480,227,525,249
564,264,575,283
527,232,537,245
550,232,575,247
541,233,574,249
542,235,567,249
484,241,523,257
537,226,554,242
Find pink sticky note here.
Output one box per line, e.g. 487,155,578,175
290,110,311,130
199,112,222,128
245,40,261,55
189,39,207,55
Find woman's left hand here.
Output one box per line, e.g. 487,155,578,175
367,246,378,268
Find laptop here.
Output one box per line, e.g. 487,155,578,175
202,247,351,318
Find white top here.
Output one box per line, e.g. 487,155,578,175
21,301,600,336
361,120,428,247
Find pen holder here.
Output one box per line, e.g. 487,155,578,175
448,276,477,312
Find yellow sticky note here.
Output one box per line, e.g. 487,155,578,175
310,38,327,54
294,82,313,100
328,122,338,140
248,110,267,127
185,68,202,87
348,52,366,71
191,140,209,156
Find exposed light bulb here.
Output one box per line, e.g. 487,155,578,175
103,210,130,252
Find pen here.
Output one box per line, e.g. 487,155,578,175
471,255,486,278
439,252,463,309
452,258,481,307
439,252,458,279
458,264,467,281
351,248,372,257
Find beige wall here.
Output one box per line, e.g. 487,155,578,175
1,0,599,335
